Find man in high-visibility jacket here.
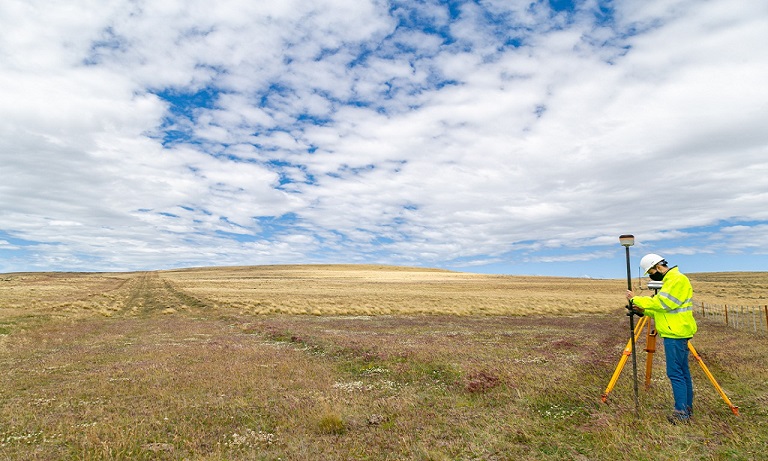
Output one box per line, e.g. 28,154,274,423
626,253,697,424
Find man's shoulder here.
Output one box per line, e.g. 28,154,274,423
667,266,686,277
664,267,691,286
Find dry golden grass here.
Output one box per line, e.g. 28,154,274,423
1,311,765,460
160,264,632,316
1,265,766,460
0,272,133,314
2,265,766,320
687,272,768,305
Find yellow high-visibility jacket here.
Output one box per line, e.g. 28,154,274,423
631,266,697,339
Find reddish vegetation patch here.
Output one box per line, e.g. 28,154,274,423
464,370,501,393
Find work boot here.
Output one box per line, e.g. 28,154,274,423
667,412,690,425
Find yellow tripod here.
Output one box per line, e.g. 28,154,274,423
601,315,739,415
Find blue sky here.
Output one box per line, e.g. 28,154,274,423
1,0,767,279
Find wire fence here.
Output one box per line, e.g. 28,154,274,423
695,301,768,336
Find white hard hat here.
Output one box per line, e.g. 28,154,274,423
640,253,665,275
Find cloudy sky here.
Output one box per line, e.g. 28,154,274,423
1,0,767,278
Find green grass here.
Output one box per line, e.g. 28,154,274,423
1,267,766,460
0,312,764,460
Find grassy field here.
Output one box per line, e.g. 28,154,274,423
0,265,766,460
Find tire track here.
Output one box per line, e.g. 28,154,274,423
122,272,211,315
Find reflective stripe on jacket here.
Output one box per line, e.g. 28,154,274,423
631,267,697,339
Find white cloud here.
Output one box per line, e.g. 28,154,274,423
1,0,766,274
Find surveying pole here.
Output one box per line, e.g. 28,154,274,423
619,234,640,415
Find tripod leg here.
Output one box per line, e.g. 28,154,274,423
644,320,657,389
602,316,648,403
688,342,740,416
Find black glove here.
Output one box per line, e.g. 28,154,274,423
625,302,644,317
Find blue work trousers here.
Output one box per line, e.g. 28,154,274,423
664,337,694,418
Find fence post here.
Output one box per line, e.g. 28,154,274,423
725,304,728,326
763,305,768,333
763,306,768,333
